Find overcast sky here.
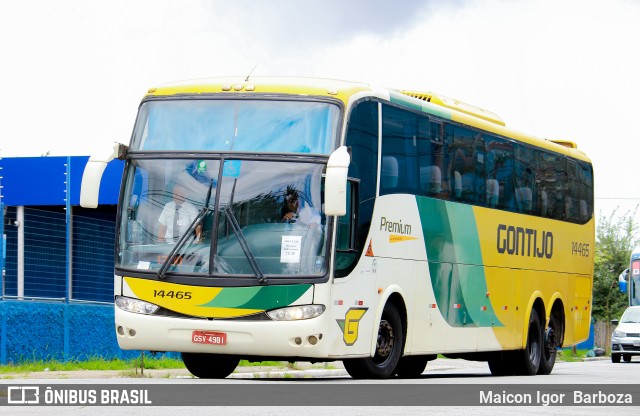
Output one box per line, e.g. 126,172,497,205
1,0,639,221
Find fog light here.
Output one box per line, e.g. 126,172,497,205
129,329,137,337
308,335,318,345
295,337,302,345
117,326,125,335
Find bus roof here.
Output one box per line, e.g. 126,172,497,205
145,77,591,164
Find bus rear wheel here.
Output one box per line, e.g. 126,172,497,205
181,352,240,379
515,308,543,375
538,313,559,375
343,303,404,379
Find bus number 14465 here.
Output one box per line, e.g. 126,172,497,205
571,242,590,257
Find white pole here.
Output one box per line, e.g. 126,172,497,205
17,205,24,299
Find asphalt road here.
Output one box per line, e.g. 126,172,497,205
1,358,638,415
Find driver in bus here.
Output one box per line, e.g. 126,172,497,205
281,186,321,226
157,184,203,243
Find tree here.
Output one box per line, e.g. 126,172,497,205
592,208,639,323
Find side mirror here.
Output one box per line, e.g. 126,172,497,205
619,269,629,293
80,143,127,208
611,319,619,326
619,280,627,293
324,146,350,216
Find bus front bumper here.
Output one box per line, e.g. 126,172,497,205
115,307,338,359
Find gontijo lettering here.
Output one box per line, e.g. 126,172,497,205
496,224,553,259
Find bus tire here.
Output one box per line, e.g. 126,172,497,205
515,308,543,375
623,354,632,363
394,355,430,378
181,352,240,379
343,303,404,379
611,353,621,363
538,313,559,375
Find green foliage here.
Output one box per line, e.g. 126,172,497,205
238,360,285,367
0,357,291,374
0,356,185,374
592,208,639,321
557,349,589,362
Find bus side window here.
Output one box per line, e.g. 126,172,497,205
514,144,537,215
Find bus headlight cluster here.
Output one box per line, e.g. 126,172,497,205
266,305,325,321
613,330,626,338
115,296,160,315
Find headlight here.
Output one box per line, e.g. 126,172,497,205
115,296,160,315
613,330,626,338
266,304,325,321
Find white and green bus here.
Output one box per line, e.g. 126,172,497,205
81,77,594,379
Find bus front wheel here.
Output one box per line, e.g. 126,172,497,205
181,352,240,379
343,303,404,379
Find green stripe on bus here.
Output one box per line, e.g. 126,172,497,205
417,197,502,327
198,284,312,310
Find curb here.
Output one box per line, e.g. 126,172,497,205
229,368,348,379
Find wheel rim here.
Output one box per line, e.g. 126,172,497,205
544,326,557,359
373,319,394,365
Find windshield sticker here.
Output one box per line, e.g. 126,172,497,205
281,235,302,263
137,261,150,270
222,160,242,177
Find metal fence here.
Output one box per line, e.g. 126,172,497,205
2,206,116,303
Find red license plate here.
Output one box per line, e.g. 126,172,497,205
192,331,227,345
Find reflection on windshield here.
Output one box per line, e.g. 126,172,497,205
131,100,340,154
118,159,327,278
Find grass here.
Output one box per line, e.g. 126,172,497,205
0,356,185,374
436,350,594,363
557,349,590,362
238,360,285,367
0,356,291,374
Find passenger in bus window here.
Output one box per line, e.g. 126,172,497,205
157,184,202,243
281,186,321,226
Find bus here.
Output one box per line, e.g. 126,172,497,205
80,77,594,379
619,247,640,306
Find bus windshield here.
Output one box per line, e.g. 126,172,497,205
118,158,327,278
131,99,340,154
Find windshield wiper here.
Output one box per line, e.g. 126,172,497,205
158,180,214,279
223,206,266,284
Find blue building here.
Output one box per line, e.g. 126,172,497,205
0,156,134,363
